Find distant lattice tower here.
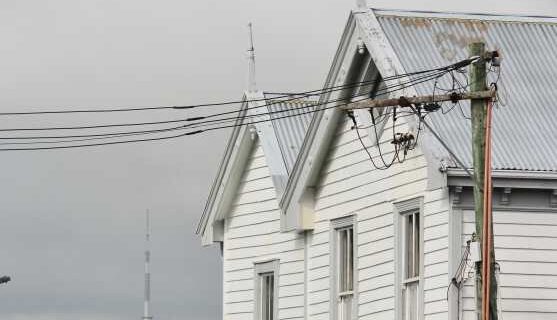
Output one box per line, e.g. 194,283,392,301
143,211,153,320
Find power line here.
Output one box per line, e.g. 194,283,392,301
0,68,446,134
0,56,483,150
0,69,449,141
0,88,390,145
0,57,477,151
0,68,453,151
0,69,449,144
0,66,445,117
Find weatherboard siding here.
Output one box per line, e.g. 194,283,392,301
223,139,305,320
422,188,451,320
460,209,557,320
309,117,451,320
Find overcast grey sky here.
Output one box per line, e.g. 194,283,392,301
0,1,556,320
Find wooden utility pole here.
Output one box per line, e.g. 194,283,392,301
470,42,498,320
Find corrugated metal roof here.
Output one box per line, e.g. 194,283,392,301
264,93,317,174
375,10,557,171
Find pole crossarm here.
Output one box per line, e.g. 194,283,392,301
340,89,495,110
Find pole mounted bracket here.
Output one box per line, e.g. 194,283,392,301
342,89,496,111
450,91,460,104
398,96,412,108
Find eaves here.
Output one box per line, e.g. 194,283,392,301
447,169,557,189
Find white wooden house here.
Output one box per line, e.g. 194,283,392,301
197,6,557,320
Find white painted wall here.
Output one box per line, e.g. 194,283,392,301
222,138,306,320
308,115,452,320
422,188,452,320
459,208,557,320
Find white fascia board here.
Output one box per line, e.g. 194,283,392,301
279,14,360,232
198,98,256,246
197,117,242,236
201,126,254,246
246,90,289,198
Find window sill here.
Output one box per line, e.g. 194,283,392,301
338,291,354,297
402,277,419,285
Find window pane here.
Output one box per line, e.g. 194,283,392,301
259,273,274,320
336,225,354,320
413,213,420,277
404,212,420,279
347,228,353,291
402,212,420,320
402,281,418,320
261,276,266,320
264,276,268,320
406,214,413,279
339,294,352,320
337,227,354,293
339,230,346,291
269,274,274,320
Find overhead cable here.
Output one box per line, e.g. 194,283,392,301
0,65,447,116
0,71,448,151
0,69,446,133
0,57,482,151
0,69,449,142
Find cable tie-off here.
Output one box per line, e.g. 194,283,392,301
346,111,357,129
185,116,206,121
185,130,204,136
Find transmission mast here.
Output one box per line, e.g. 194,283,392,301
143,210,153,320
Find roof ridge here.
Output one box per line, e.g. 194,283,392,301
371,7,557,23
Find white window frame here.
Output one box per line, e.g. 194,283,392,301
330,215,357,320
394,197,424,320
254,260,279,320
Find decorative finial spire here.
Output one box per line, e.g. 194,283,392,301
356,0,367,10
247,22,257,93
